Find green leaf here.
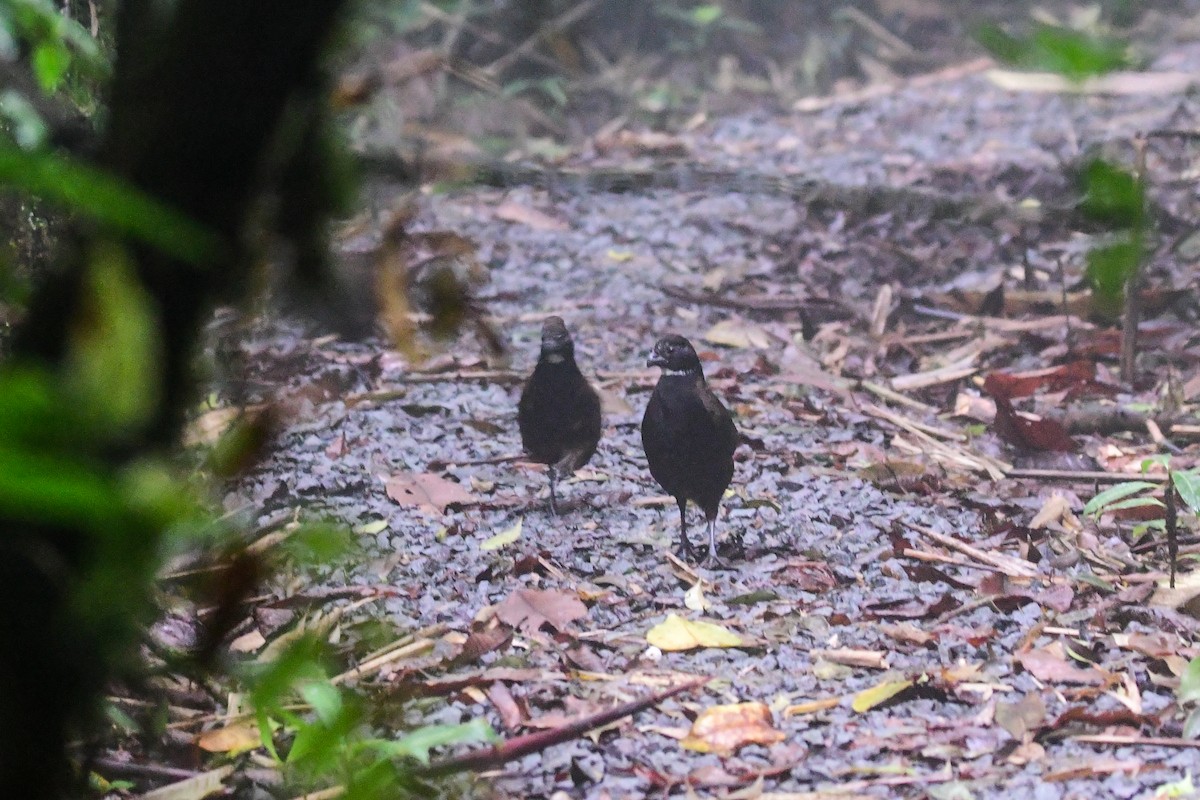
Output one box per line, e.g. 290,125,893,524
691,4,722,26
299,680,343,724
976,22,1130,81
66,243,162,434
1083,480,1157,516
31,40,69,92
365,718,498,765
1173,470,1200,516
1080,159,1144,227
0,142,222,263
283,522,358,566
1179,656,1200,705
1142,454,1172,472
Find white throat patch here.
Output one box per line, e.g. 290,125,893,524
545,353,566,364
661,368,694,377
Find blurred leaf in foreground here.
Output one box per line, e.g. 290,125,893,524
976,22,1130,81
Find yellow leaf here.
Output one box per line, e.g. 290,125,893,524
354,519,389,535
646,613,742,651
680,702,785,755
196,723,260,754
481,518,522,551
852,679,914,712
607,249,633,262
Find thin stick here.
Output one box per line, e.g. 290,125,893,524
908,523,1037,578
1120,135,1147,383
1074,734,1200,749
418,678,705,777
484,0,602,77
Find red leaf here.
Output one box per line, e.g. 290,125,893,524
990,396,1077,452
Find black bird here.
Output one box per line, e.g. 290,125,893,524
641,335,738,564
518,317,602,514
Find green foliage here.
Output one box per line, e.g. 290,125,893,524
1085,236,1141,319
247,636,497,799
0,142,222,263
1076,158,1145,319
1085,463,1200,539
1080,159,1144,228
1,0,109,90
975,22,1130,81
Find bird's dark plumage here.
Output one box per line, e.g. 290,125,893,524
641,334,738,563
518,317,602,513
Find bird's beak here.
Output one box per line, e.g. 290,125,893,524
647,354,668,368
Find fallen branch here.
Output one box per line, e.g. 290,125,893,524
417,678,706,777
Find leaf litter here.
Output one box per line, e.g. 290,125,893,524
136,24,1200,800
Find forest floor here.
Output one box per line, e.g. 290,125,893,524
200,29,1200,800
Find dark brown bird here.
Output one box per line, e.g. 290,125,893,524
518,317,602,514
641,335,738,564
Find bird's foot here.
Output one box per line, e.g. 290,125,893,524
701,548,731,570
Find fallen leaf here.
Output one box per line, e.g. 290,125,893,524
680,702,785,756
646,614,743,651
481,518,522,551
495,588,587,634
1017,644,1108,685
853,678,914,712
988,394,1077,452
684,581,711,612
703,318,771,349
495,200,568,230
354,519,389,535
1030,493,1071,529
228,629,266,653
196,723,260,754
138,765,234,800
385,472,474,514
995,692,1047,740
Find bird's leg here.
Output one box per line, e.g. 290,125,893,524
548,466,559,516
703,516,728,568
675,497,693,559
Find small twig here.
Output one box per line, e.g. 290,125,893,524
91,757,200,782
1166,471,1179,589
1005,468,1148,483
859,381,938,414
417,678,706,777
908,523,1037,578
1074,734,1200,749
902,547,1010,575
1120,135,1148,384
484,0,602,77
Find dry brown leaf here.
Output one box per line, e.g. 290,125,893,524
995,692,1047,741
680,702,785,756
385,472,474,514
495,200,568,231
495,588,587,634
1016,644,1108,685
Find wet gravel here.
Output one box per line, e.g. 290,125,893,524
223,36,1200,800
